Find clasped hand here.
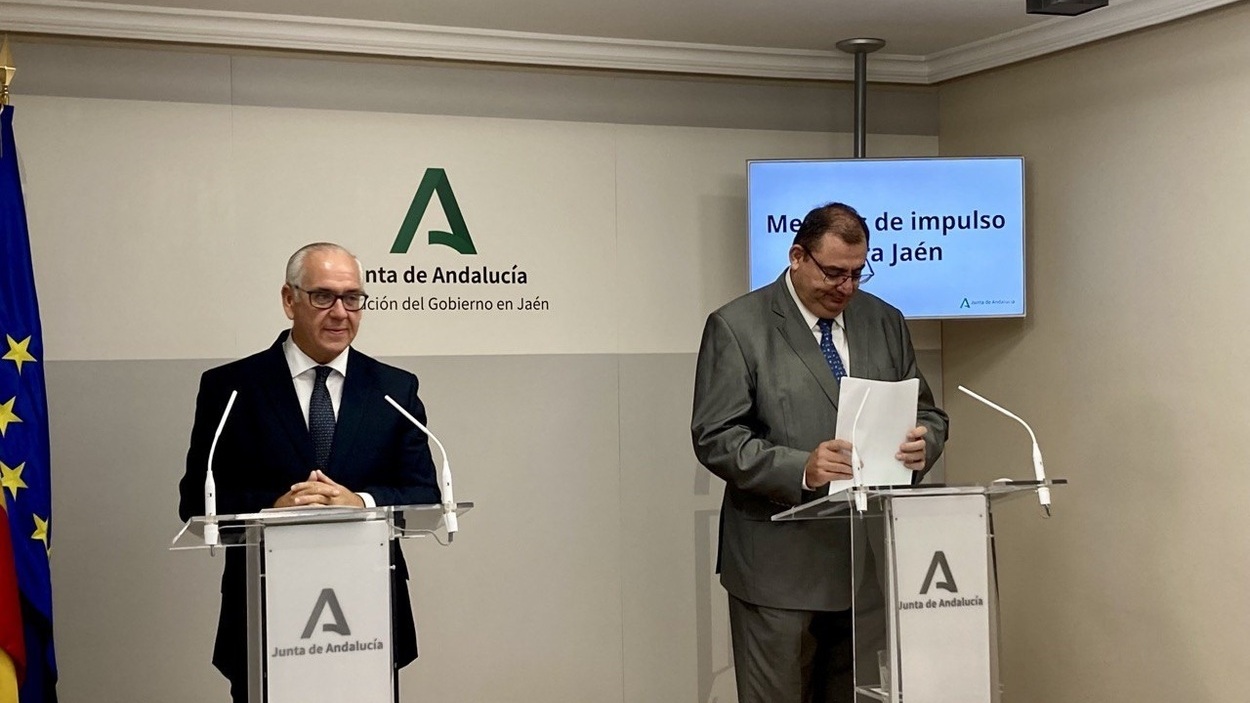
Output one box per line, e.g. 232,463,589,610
803,426,929,489
273,470,365,508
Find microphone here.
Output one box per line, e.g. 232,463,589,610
850,387,872,513
205,390,238,548
957,385,1051,516
384,395,457,541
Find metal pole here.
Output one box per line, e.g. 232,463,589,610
836,38,886,158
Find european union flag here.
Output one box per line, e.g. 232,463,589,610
0,106,58,701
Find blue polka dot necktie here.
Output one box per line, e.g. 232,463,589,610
309,365,336,469
817,318,847,381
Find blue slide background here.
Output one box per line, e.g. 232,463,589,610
747,157,1025,318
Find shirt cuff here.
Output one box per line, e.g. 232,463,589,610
357,492,376,508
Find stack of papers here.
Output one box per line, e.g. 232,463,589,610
828,377,919,495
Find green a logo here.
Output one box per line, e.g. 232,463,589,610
959,298,971,309
391,168,477,255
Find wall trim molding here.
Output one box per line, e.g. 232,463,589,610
925,0,1240,83
0,0,1240,83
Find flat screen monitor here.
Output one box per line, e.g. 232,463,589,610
747,157,1026,319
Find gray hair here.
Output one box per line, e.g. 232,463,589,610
284,243,365,288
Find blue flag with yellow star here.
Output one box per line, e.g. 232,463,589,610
0,106,58,702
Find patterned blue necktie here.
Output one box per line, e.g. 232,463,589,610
309,365,336,469
817,318,847,381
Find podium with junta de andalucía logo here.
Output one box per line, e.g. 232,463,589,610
772,479,1066,703
172,502,472,703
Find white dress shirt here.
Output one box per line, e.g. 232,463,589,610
283,336,349,425
785,270,851,373
281,336,374,507
786,271,852,492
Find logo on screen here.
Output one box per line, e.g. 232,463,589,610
301,588,352,638
391,168,477,255
919,550,958,594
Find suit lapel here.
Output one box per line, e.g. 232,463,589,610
326,349,368,476
256,336,316,470
842,295,873,379
771,275,840,408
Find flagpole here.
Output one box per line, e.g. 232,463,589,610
0,35,13,109
0,34,12,161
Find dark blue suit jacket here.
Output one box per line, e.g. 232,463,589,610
178,332,441,682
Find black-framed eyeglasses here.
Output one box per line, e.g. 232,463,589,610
803,247,874,286
292,286,369,312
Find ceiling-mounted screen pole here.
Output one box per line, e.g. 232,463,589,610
836,38,885,158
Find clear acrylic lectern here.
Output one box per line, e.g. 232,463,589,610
773,480,1065,703
172,502,473,703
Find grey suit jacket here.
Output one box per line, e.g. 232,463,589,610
691,273,948,611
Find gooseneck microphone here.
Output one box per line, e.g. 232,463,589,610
957,385,1052,516
849,388,873,512
205,390,238,548
384,395,457,541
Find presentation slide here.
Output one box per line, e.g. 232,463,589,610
748,157,1025,319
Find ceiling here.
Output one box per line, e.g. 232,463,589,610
0,0,1240,83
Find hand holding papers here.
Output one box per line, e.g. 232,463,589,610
828,377,920,496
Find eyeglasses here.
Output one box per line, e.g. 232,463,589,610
803,248,874,286
292,286,369,312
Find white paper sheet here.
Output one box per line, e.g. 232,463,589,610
828,377,920,495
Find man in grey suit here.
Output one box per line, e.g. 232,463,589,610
691,202,948,703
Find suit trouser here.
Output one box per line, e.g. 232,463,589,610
727,594,854,703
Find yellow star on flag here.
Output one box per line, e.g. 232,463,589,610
0,397,21,437
2,335,37,374
32,514,49,551
0,461,26,501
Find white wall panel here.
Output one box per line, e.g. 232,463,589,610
16,96,935,360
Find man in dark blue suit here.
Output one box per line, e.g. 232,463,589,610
179,242,440,702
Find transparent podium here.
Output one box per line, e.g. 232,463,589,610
773,480,1065,703
172,502,473,703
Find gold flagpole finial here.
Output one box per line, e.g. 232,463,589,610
0,35,15,107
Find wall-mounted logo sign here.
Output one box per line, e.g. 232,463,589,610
367,166,552,318
391,168,477,255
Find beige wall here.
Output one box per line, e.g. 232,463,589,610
938,4,1250,702
12,38,942,702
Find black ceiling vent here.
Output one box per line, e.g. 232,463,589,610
1027,0,1109,16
